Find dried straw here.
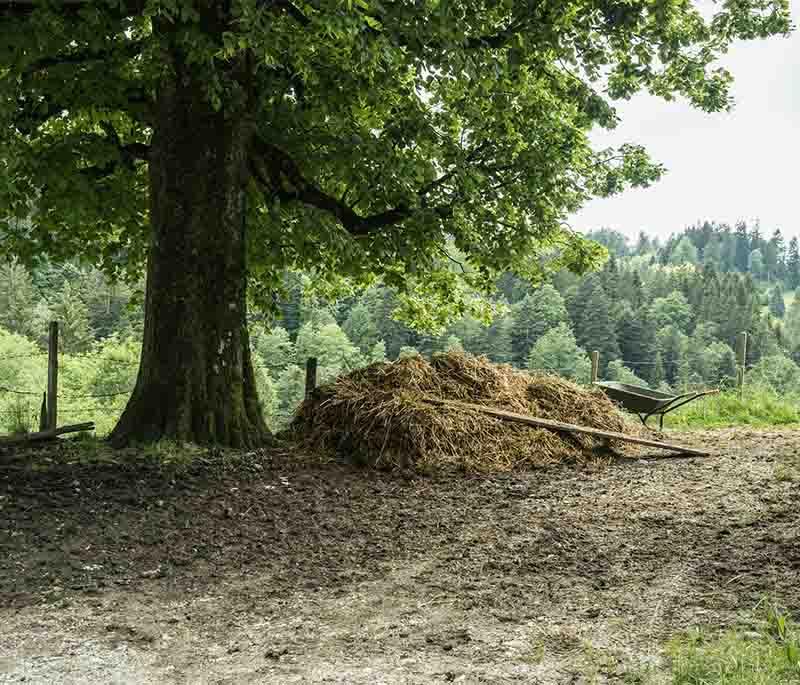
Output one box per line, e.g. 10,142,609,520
289,352,639,473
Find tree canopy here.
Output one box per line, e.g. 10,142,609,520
2,0,791,321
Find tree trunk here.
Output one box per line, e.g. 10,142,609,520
109,67,269,448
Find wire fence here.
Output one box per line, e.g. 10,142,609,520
0,352,46,362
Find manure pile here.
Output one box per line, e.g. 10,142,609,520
290,352,638,472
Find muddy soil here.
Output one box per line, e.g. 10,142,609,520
1,429,799,683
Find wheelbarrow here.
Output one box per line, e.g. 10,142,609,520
593,381,719,430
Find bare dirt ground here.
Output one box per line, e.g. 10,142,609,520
1,429,799,684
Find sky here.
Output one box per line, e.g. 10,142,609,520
571,1,800,242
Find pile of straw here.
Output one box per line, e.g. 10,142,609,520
290,352,638,472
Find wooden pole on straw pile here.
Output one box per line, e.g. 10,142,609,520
423,398,710,456
590,351,599,384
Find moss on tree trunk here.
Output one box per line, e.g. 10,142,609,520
109,68,269,448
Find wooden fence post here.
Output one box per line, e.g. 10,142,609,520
47,321,59,429
590,351,599,384
39,392,47,432
736,331,748,398
305,357,318,401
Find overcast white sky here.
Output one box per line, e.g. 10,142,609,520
571,1,799,242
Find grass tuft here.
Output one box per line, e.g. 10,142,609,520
663,388,800,429
668,605,800,684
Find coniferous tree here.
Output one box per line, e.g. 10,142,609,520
734,222,750,272
657,325,688,387
575,282,619,372
765,229,786,281
749,222,763,253
703,239,723,268
51,282,93,353
368,340,387,364
746,313,780,368
635,232,652,256
787,238,800,290
253,326,295,378
785,295,800,348
637,310,660,386
720,229,737,272
568,274,601,337
342,302,380,355
600,255,621,295
276,274,306,336
360,287,411,359
705,342,737,386
71,269,133,339
486,315,515,364
698,265,721,322
687,322,717,380
749,249,765,279
510,285,568,365
768,284,786,319
585,229,630,257
0,260,38,339
630,271,645,309
652,352,666,388
670,237,699,265
617,306,654,380
448,315,488,356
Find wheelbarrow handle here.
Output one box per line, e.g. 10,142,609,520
658,389,719,415
667,389,720,403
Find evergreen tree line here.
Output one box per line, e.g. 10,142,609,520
3,235,800,433
591,221,800,288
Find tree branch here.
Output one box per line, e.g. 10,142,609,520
249,138,458,236
13,86,153,133
465,19,530,49
353,6,533,52
23,39,145,74
419,141,492,203
255,0,310,27
99,121,149,165
0,0,145,17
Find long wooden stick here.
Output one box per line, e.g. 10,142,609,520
0,422,95,445
423,399,709,456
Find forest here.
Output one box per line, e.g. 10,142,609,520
3,219,799,435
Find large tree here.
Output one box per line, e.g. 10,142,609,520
0,0,789,446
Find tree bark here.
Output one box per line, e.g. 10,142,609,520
109,65,269,448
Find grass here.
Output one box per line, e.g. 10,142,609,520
667,605,800,684
662,389,800,430
6,397,35,435
775,462,800,483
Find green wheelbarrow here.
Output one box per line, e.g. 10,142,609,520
593,381,719,431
